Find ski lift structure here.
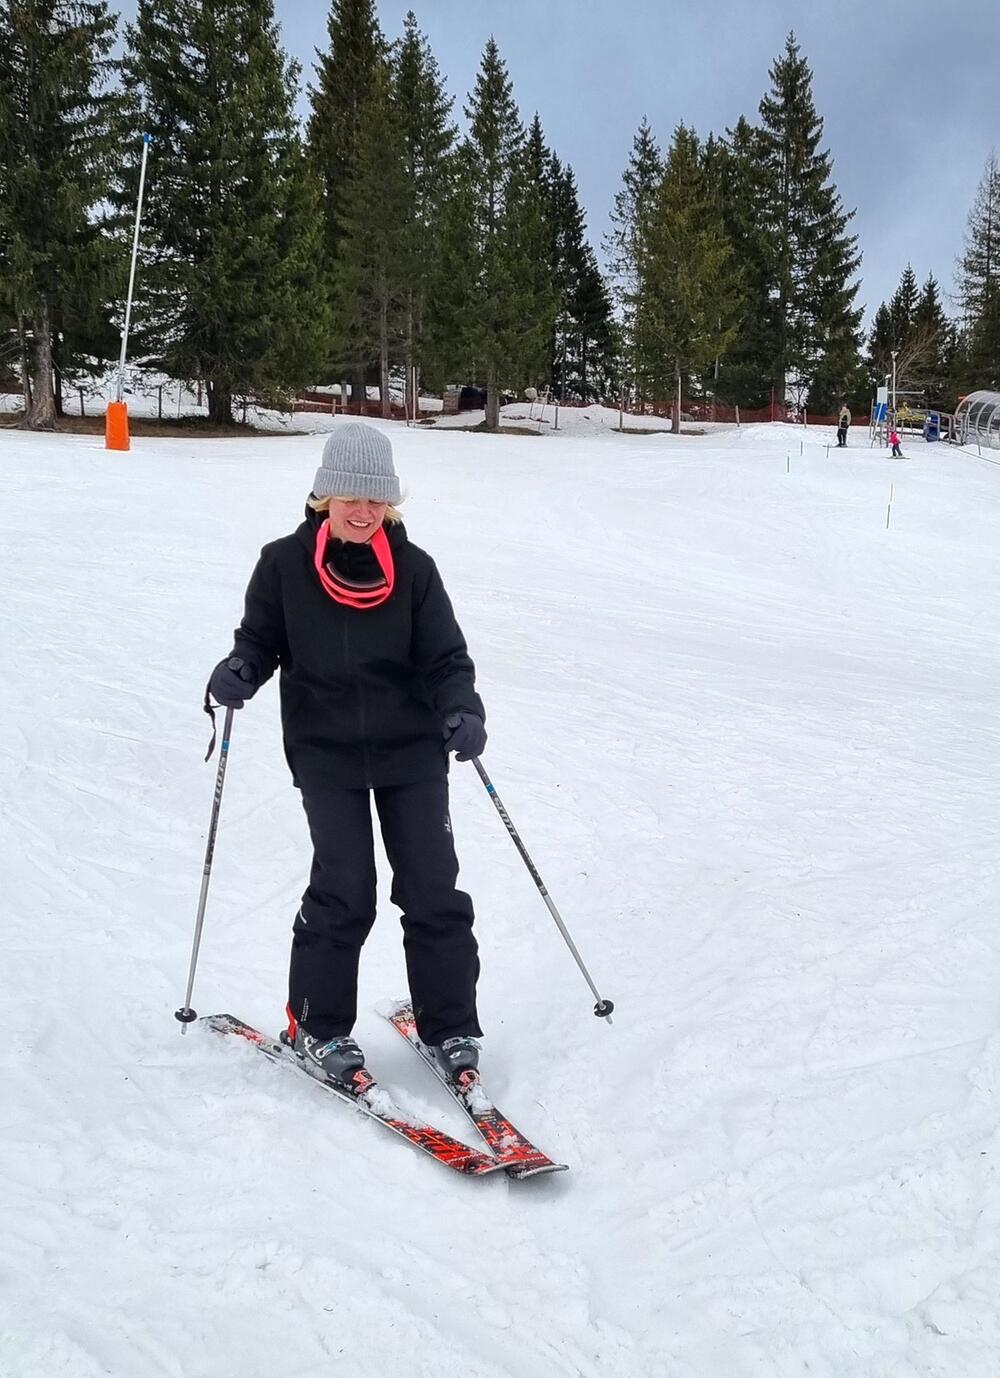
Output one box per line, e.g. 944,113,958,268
955,390,1000,450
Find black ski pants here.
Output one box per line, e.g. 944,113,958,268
288,779,481,1047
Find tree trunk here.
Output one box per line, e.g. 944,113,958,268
379,288,391,420
352,364,366,415
485,363,500,431
17,316,33,411
207,381,233,426
672,363,681,435
404,295,416,421
23,308,57,430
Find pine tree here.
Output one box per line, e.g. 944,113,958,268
572,249,614,402
549,155,580,397
605,117,662,404
712,116,774,408
890,264,918,340
525,114,557,387
332,61,409,417
957,154,1000,385
308,0,385,403
757,33,862,410
912,275,954,406
0,0,123,428
869,267,953,409
958,154,1000,325
867,301,895,385
550,159,614,402
636,123,740,431
392,11,455,410
444,38,556,430
124,0,328,426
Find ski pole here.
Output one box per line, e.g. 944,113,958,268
471,757,614,1022
175,705,235,1033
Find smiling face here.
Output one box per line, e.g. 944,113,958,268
325,496,389,543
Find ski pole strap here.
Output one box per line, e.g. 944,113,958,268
203,682,218,762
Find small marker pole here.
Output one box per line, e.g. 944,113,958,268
885,482,894,529
786,452,790,473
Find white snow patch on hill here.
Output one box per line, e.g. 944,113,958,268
2,419,1000,1376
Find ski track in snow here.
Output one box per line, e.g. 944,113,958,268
2,418,1000,1376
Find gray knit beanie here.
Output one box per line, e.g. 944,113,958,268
312,422,401,504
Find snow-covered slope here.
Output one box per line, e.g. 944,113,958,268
2,419,999,1377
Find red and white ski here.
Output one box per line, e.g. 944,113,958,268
203,1014,505,1177
382,1001,569,1179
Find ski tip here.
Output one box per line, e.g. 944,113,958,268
506,1162,570,1181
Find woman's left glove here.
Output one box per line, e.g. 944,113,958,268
443,711,487,762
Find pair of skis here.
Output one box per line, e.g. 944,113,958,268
204,1000,567,1180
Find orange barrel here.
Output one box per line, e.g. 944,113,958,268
105,400,130,451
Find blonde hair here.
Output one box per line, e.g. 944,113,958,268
308,493,403,524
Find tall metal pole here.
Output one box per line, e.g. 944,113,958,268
116,134,152,404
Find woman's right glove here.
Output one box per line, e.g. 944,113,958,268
208,655,259,709
443,711,487,762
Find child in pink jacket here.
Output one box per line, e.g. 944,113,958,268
889,428,902,457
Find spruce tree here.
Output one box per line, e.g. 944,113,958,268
548,157,614,401
912,275,954,406
866,301,895,386
0,0,123,428
605,117,662,404
526,114,557,387
549,154,579,397
392,11,455,410
570,242,616,403
757,34,862,410
635,123,740,431
869,267,953,408
957,154,1000,385
332,61,409,417
308,0,385,403
446,38,556,430
957,154,1000,325
124,0,327,425
890,264,919,340
712,116,774,408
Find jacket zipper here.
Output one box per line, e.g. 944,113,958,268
343,614,372,786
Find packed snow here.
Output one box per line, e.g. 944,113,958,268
2,415,999,1377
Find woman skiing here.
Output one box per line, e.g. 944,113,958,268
207,422,487,1092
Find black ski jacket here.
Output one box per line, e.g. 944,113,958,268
230,514,485,791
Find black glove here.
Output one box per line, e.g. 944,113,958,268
443,711,486,762
208,655,258,709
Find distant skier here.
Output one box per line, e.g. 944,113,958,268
889,427,902,458
836,404,852,448
207,422,486,1092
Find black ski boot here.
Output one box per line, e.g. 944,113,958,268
432,1035,481,1086
293,1029,367,1090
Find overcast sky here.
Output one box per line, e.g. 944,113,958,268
119,0,1000,327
